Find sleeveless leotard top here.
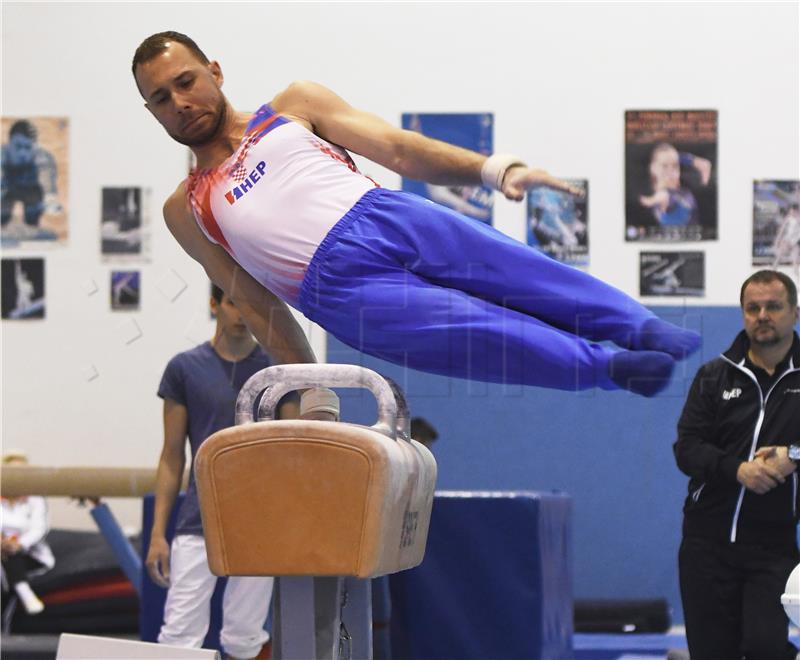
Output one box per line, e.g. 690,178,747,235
186,104,378,305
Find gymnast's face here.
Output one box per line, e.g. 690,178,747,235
6,134,36,164
211,294,250,340
135,42,227,147
649,145,680,191
742,280,798,349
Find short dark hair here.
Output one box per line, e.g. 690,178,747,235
411,417,438,442
210,283,224,303
132,31,209,80
740,270,798,307
9,120,36,141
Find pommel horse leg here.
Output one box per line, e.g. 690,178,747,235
274,575,372,659
195,364,438,659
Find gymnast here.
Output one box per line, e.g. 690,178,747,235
132,31,700,396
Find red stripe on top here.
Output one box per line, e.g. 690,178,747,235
192,174,232,252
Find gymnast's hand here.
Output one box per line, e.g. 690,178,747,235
146,535,171,588
299,388,340,422
501,166,585,202
639,190,671,213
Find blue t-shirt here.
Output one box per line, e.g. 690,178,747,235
157,341,272,535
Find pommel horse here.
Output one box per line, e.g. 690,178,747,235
194,363,437,659
53,364,435,659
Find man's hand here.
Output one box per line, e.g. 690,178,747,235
736,458,786,494
145,535,171,588
755,446,797,478
501,166,585,202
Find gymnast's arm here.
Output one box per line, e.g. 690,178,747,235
146,398,188,588
163,186,317,364
271,81,581,201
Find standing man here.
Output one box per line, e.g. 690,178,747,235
131,31,701,397
146,285,282,659
674,269,800,659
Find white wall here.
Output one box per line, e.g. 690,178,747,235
2,1,798,530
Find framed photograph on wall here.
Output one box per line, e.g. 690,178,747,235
101,187,151,260
526,179,588,268
1,258,45,319
1,117,69,247
752,180,800,270
110,270,141,311
625,110,717,242
401,113,494,224
640,251,705,297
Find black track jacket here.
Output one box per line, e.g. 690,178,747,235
674,330,800,548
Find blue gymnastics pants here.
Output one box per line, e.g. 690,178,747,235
298,188,658,391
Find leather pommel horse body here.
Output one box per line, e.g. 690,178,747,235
194,364,437,659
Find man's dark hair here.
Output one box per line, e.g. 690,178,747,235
131,31,209,80
211,283,224,304
740,270,798,307
9,120,37,141
411,417,438,443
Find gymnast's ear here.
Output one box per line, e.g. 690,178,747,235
208,60,224,88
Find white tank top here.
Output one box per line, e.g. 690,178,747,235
186,104,378,304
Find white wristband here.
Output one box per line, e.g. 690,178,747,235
300,387,340,421
480,154,526,191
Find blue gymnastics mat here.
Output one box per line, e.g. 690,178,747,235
574,633,800,659
574,633,686,659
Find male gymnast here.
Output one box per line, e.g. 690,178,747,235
132,31,700,396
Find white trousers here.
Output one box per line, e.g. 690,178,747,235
158,535,273,659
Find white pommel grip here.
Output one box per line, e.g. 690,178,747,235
480,154,526,191
300,387,341,421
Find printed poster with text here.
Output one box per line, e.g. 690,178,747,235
626,110,717,242
402,113,494,224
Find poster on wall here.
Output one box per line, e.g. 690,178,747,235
625,110,717,242
752,180,800,270
1,258,46,319
639,251,705,297
526,179,588,268
110,270,141,311
402,113,494,224
101,187,151,260
1,117,69,247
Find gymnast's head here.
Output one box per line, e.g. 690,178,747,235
132,31,228,147
648,143,681,192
